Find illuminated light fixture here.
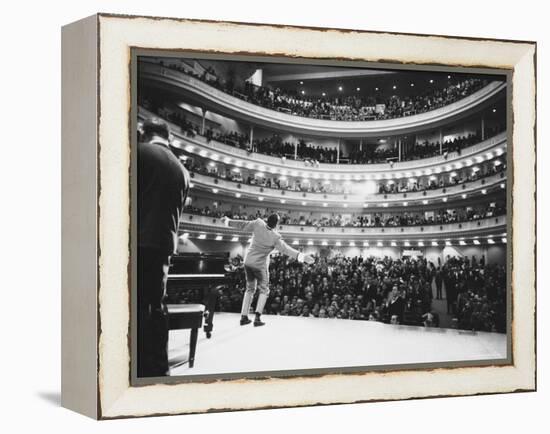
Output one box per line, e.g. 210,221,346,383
302,201,307,206
447,75,451,79
258,165,266,172
338,86,343,91
179,233,189,240
404,241,411,247
313,172,320,179
383,203,389,208
292,240,299,245
208,161,216,167
403,201,408,206
185,145,195,152
492,108,497,113
450,171,457,177
232,167,240,172
199,150,208,157
235,193,241,198
410,83,414,87
223,157,232,164
322,92,326,96
429,79,434,83
212,188,219,193
500,183,506,189
496,148,504,156
488,239,495,244
377,241,383,247
211,153,219,161
198,234,206,240
425,169,433,176
431,241,438,246
247,238,252,244
442,197,448,202
321,240,328,246
462,194,467,199
356,87,361,91
392,85,397,89
481,189,487,194
391,241,397,247
258,196,264,201
301,90,305,95
307,240,314,246
473,239,480,245
459,240,467,246
246,163,255,169
335,241,342,246
280,199,286,204
375,87,379,91
445,241,452,246
299,81,304,85
343,204,348,208
465,159,473,166
215,235,223,241
445,165,453,172
235,160,243,167
486,152,494,159
231,236,239,242
435,167,442,174
363,241,369,247
280,175,288,181
189,182,194,188
494,160,502,166
455,162,463,169
422,200,429,205
418,241,424,247
429,175,437,181
502,237,507,243
349,241,356,246
472,166,480,172
323,203,328,207
363,203,369,208
476,156,484,163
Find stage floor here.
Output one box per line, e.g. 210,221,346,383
168,313,507,377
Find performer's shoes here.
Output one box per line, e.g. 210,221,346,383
253,316,265,327
240,316,252,326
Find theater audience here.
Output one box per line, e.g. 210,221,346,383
207,254,505,332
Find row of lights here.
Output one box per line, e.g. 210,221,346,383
182,144,506,181
181,232,506,246
299,75,454,95
206,186,502,205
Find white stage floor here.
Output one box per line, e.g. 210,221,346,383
168,313,507,377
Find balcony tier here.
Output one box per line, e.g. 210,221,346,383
179,214,506,242
140,61,506,138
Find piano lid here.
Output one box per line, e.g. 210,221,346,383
169,252,229,276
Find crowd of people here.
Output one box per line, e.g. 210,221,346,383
206,254,505,332
182,202,506,228
186,155,504,197
157,59,490,122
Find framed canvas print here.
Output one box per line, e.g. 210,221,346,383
61,13,536,419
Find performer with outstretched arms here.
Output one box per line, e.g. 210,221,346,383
222,213,315,327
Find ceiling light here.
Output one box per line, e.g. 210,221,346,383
280,199,286,204
212,188,218,194
231,236,239,242
235,192,241,198
338,86,343,91
198,234,206,240
322,241,328,246
391,241,397,247
377,241,383,247
488,239,495,244
418,241,424,247
292,240,299,245
431,241,438,246
349,241,356,246
335,241,342,246
423,200,429,205
307,240,314,245
473,239,480,245
363,241,369,247
215,235,223,241
258,196,264,201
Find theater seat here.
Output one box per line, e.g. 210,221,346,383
166,303,205,368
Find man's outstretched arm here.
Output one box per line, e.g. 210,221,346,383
274,238,315,264
221,216,258,232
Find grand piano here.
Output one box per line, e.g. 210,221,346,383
166,252,228,339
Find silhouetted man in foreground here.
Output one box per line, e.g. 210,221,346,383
137,119,189,377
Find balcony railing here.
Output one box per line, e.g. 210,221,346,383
140,61,506,138
179,213,507,241
189,171,506,206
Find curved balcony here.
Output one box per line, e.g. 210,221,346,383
140,61,506,138
189,171,506,207
179,214,506,242
174,129,506,177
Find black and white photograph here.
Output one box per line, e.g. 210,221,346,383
134,53,510,380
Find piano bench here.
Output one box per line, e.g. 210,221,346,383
166,303,205,368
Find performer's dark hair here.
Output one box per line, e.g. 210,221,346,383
267,213,279,229
142,118,170,140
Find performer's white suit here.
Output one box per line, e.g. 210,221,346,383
226,218,304,315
